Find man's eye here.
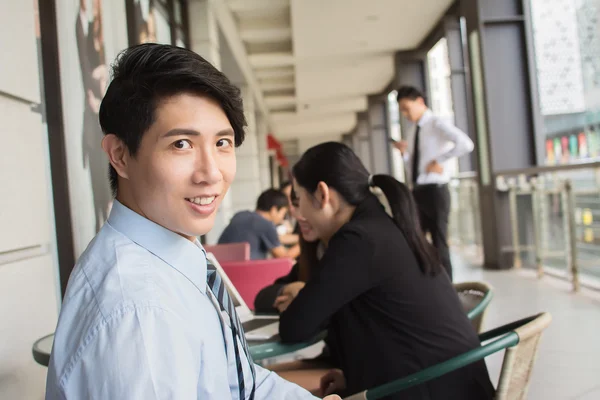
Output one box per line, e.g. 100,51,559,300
217,138,233,148
173,140,192,150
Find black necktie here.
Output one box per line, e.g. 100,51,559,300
412,125,421,185
207,262,255,400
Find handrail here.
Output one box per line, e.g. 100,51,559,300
362,332,520,399
453,171,478,180
495,160,600,177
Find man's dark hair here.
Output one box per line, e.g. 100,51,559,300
396,85,425,102
99,43,246,195
256,189,288,212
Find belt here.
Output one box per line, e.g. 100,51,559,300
413,183,448,190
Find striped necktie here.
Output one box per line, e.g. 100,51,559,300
206,262,256,400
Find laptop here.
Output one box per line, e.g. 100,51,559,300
206,253,280,340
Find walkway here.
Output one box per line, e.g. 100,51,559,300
454,252,600,400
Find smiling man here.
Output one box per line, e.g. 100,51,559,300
45,44,334,400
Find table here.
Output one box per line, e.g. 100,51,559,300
32,333,54,367
32,332,325,367
248,332,327,362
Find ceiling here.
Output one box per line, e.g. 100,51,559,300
225,0,453,139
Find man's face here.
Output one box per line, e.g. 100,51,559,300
270,206,288,226
121,94,236,240
398,97,426,123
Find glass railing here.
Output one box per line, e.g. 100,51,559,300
495,162,600,291
448,172,482,260
449,162,600,292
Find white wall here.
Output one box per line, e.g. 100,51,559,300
0,1,59,399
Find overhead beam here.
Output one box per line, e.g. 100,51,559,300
249,52,294,68
296,96,368,116
255,67,294,80
273,113,358,138
240,27,292,43
260,80,295,92
228,0,289,13
265,95,296,109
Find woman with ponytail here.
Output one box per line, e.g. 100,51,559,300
278,142,493,399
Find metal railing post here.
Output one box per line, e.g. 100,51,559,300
563,180,581,292
508,181,522,269
530,178,543,278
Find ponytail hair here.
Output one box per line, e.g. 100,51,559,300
369,174,441,276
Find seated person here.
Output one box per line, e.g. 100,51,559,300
46,43,339,400
219,188,300,259
255,186,323,314
278,142,495,399
277,180,300,246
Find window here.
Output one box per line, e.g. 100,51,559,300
529,0,600,165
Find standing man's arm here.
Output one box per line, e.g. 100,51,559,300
433,119,475,163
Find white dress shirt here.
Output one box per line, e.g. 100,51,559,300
46,200,315,400
403,109,474,185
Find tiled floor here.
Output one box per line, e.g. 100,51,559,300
453,251,600,400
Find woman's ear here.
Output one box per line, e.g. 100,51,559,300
316,181,330,209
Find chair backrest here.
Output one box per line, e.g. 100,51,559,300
204,242,250,262
344,312,551,400
495,312,552,400
220,258,294,310
454,281,493,333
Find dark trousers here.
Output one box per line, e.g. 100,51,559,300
412,184,452,280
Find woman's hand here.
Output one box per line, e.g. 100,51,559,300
320,369,346,397
273,281,305,313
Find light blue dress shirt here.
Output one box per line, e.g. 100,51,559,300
46,200,316,400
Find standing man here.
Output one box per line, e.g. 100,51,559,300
46,43,338,400
393,86,474,280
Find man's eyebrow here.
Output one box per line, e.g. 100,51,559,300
215,129,235,137
160,128,235,139
161,128,200,138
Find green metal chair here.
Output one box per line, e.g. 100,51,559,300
344,312,552,400
455,281,493,333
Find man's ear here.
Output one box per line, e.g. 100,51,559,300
316,181,330,210
102,134,129,181
269,205,278,217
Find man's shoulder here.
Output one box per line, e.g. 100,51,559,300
61,224,175,335
49,225,206,394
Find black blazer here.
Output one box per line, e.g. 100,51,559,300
279,195,494,399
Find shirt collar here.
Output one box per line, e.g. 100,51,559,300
107,200,207,294
417,109,433,128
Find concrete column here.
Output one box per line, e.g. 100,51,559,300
189,0,220,69
256,112,271,190
368,95,392,175
229,85,262,216
460,0,541,269
444,16,476,172
355,113,372,172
